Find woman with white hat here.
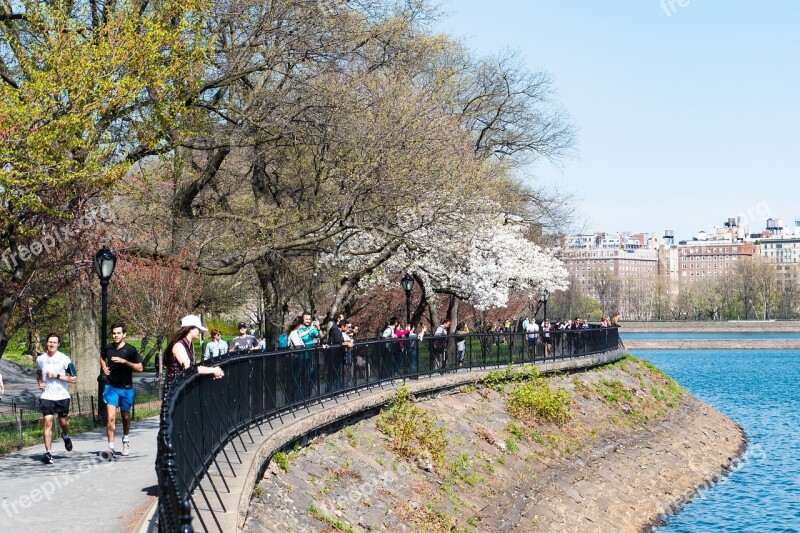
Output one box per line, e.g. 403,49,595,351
163,314,225,382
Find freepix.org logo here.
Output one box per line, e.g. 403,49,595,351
1,204,118,271
660,0,697,16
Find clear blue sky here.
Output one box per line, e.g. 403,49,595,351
436,0,800,241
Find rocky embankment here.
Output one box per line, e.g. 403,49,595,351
246,356,745,532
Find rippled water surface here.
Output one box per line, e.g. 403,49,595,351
632,349,800,532
622,331,800,340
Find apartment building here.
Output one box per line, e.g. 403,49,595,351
561,218,800,317
755,218,800,287
561,232,659,312
676,241,758,283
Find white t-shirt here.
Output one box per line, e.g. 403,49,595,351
288,330,304,348
37,351,72,401
526,323,540,338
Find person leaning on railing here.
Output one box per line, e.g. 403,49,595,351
164,315,225,382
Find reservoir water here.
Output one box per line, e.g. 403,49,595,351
631,348,800,532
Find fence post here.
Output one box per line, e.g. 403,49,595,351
18,408,23,448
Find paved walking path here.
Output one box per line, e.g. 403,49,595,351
0,417,160,533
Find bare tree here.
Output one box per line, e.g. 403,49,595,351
751,262,778,320
590,268,618,317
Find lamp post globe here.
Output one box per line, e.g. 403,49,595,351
401,273,414,325
94,246,116,426
94,246,117,282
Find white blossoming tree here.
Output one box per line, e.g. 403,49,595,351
322,207,568,328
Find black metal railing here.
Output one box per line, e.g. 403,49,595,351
156,327,621,532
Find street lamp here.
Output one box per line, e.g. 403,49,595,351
542,289,550,322
401,272,414,325
94,246,116,426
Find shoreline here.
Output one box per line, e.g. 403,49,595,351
624,339,800,350
621,320,800,333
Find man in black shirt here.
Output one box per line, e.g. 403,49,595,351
99,322,142,459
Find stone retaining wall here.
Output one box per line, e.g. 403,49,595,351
622,320,800,332
625,339,800,350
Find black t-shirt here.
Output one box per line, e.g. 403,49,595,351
105,343,142,389
328,324,344,345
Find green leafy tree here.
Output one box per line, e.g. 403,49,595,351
0,0,209,371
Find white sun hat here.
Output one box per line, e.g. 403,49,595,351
180,314,208,332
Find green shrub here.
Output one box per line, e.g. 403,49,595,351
376,386,448,465
507,379,571,425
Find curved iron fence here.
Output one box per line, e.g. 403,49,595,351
156,327,621,531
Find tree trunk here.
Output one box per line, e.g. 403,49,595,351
255,261,287,346
409,272,431,328
446,295,459,333
0,242,27,358
65,274,101,407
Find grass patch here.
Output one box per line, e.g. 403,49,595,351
484,364,539,391
572,378,593,399
449,453,482,485
376,386,448,465
309,503,355,532
272,451,289,472
640,359,683,395
506,421,525,440
0,406,159,455
343,425,358,448
597,378,632,403
2,351,36,368
529,429,547,446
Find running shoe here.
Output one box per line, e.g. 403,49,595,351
41,452,54,464
101,447,115,460
121,441,130,457
63,436,73,451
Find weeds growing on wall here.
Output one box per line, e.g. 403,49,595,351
376,386,448,465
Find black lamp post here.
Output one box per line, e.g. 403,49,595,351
401,272,414,325
542,289,550,322
94,246,116,425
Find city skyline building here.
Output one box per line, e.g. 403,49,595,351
560,216,800,319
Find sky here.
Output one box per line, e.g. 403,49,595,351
434,0,800,241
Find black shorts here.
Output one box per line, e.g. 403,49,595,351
40,398,70,417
